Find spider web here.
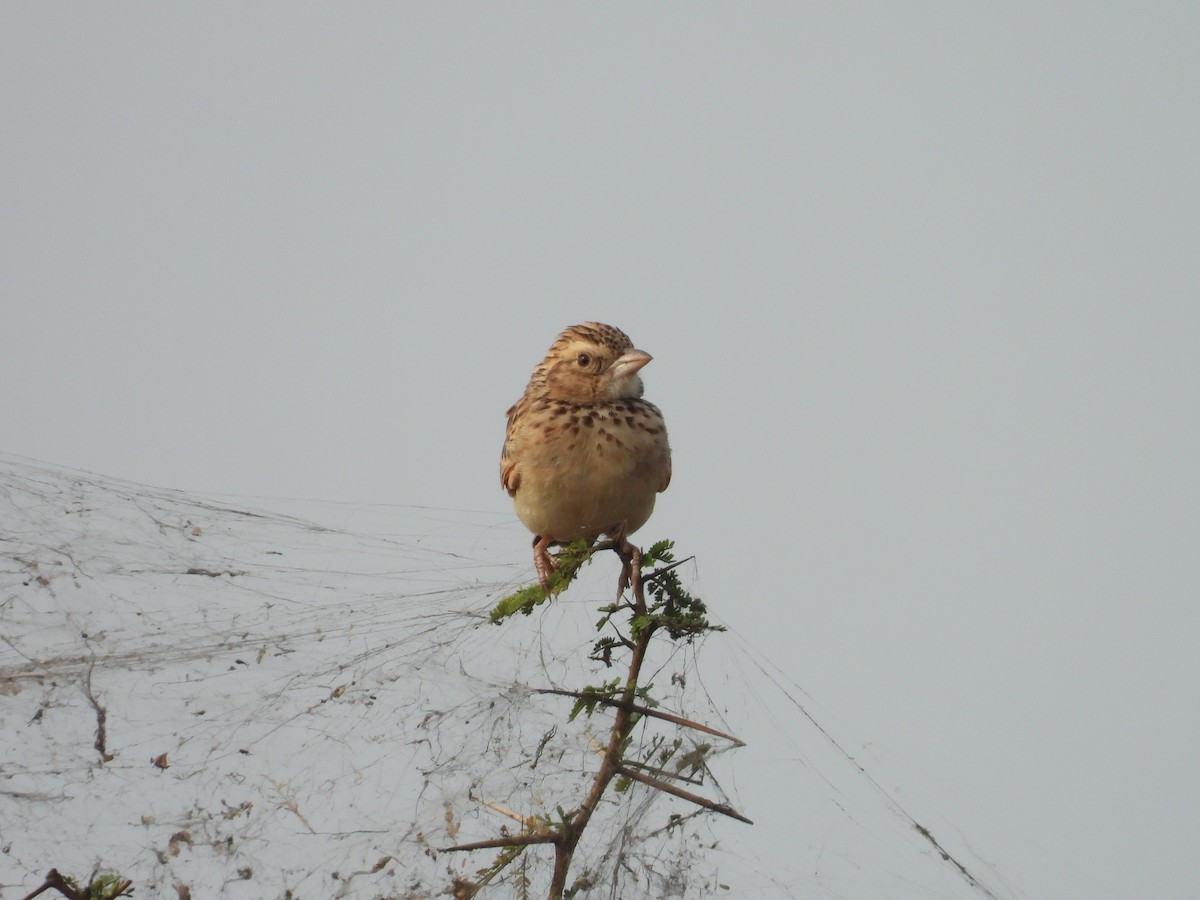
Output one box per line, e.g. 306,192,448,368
0,454,1017,899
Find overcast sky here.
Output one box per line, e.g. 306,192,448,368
4,5,1199,897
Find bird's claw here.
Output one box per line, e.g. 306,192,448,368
534,533,641,602
533,535,557,594
614,535,641,603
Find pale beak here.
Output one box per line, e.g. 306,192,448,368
609,349,652,379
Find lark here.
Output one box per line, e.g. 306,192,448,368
501,322,671,593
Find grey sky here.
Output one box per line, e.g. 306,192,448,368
4,5,1199,897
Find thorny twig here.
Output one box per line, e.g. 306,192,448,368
614,765,753,824
532,687,745,746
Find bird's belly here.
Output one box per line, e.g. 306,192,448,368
513,447,658,542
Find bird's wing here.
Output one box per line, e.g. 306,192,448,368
500,452,520,496
500,403,522,496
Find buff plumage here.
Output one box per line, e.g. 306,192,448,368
502,323,671,590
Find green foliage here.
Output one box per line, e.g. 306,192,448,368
630,733,713,784
642,539,676,567
493,536,721,656
490,540,595,621
489,581,552,621
568,678,622,721
59,872,134,900
640,543,723,641
675,742,712,778
89,874,132,900
587,635,623,665
469,840,535,897
515,856,531,900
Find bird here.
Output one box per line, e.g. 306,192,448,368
501,322,671,594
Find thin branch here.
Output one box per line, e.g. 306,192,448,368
614,765,753,825
441,834,559,853
546,544,655,898
639,556,695,583
533,688,745,746
18,872,60,900
618,758,706,788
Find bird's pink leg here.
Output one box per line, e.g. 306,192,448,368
614,533,642,602
532,534,557,593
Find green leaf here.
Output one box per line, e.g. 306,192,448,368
643,539,676,565
489,539,602,622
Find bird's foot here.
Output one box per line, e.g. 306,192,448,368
614,534,642,603
533,535,557,594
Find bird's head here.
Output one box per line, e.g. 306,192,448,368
535,322,652,404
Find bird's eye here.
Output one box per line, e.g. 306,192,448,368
577,353,591,367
